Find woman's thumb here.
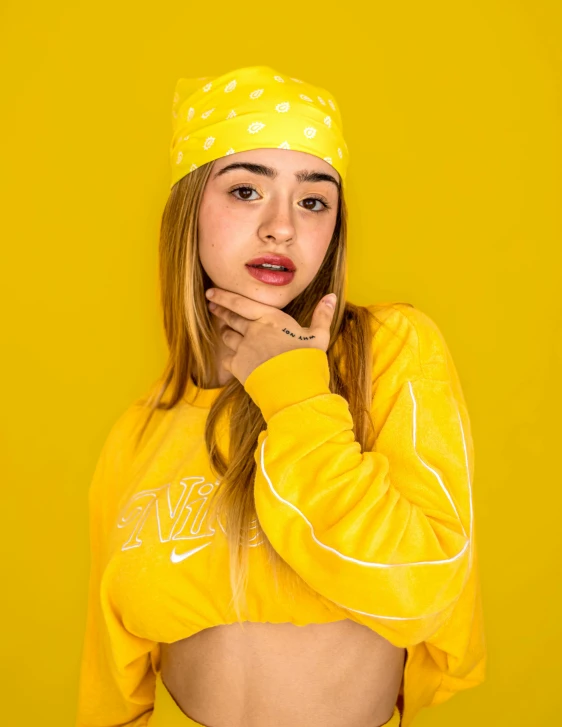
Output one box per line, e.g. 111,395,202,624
311,294,337,329
322,294,337,311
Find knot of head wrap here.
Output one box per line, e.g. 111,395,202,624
169,65,349,189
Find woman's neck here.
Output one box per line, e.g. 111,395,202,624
195,316,236,389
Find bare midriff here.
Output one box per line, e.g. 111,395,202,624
160,619,406,727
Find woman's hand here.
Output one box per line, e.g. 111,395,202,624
205,287,337,387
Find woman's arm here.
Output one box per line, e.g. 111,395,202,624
244,304,476,649
76,405,156,727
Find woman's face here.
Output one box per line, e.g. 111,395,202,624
198,148,340,309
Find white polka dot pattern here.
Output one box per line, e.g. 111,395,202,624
169,65,349,189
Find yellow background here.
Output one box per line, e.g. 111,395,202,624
1,1,560,723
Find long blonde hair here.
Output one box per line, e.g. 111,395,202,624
135,161,408,624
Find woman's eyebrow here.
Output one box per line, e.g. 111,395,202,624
213,162,340,191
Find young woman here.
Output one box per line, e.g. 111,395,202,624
76,65,486,727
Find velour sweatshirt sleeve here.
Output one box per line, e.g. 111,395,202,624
76,403,157,727
243,304,477,650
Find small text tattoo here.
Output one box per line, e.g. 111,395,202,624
282,328,316,341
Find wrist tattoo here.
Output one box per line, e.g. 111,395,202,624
282,327,316,341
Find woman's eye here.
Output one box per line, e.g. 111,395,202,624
231,186,259,202
229,186,329,213
301,198,328,213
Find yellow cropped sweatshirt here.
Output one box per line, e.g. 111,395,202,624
76,302,486,727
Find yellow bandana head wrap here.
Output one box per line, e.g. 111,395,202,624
169,65,349,190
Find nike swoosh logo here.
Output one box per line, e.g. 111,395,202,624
170,542,211,563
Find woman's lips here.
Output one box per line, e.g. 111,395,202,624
245,265,295,286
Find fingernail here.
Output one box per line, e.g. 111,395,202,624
324,294,337,309
206,289,214,299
